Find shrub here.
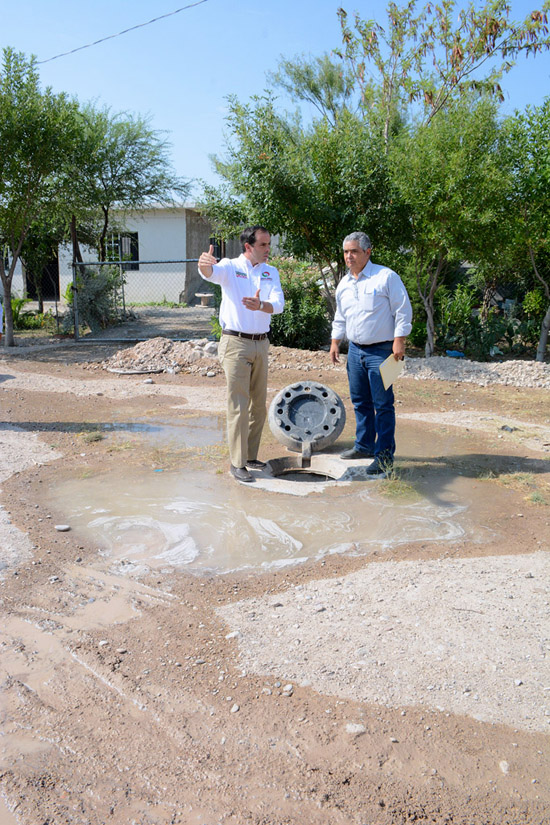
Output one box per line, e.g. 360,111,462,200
64,266,124,334
268,257,331,350
208,258,331,350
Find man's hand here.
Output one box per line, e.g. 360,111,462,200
393,335,406,361
198,244,218,277
242,288,262,312
330,340,341,365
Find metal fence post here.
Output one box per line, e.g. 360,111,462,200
72,261,80,341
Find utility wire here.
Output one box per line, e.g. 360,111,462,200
37,0,209,64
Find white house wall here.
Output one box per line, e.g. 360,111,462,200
58,207,197,305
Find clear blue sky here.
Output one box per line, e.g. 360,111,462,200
2,1,549,197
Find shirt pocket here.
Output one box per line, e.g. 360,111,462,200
360,288,375,312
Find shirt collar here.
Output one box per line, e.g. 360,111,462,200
347,259,371,281
239,253,262,272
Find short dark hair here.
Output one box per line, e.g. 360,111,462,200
240,225,270,251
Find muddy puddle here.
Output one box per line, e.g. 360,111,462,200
48,444,482,575
101,412,223,448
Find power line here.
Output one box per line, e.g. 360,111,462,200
37,0,209,64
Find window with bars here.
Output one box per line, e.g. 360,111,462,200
107,232,139,271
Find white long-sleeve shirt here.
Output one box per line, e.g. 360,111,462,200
331,260,412,344
200,253,284,334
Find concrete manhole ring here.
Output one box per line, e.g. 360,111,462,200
268,382,346,453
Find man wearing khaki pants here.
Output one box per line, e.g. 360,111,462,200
198,226,285,482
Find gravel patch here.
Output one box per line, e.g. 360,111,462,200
218,552,550,733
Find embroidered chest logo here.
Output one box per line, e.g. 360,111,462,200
261,271,272,280
235,269,248,279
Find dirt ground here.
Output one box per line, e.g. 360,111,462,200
0,330,549,825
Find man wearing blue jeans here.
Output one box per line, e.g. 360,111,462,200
330,232,412,477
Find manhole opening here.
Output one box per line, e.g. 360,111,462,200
274,469,337,483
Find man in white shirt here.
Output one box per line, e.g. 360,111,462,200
330,231,412,477
198,226,285,482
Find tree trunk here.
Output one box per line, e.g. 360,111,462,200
418,253,445,358
1,247,24,347
70,215,84,264
1,279,15,347
528,245,550,363
536,303,550,362
424,303,435,357
99,206,110,262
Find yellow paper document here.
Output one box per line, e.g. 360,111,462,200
379,354,404,390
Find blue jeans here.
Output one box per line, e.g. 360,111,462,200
346,341,396,461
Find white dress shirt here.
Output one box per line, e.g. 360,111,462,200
331,259,412,344
200,253,284,334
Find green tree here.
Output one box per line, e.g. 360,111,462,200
268,53,357,126
201,96,406,310
501,98,550,361
0,48,79,346
337,0,550,145
389,99,508,356
71,105,190,261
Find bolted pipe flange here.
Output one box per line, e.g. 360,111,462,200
268,382,346,453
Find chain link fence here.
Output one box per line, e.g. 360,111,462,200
70,259,215,341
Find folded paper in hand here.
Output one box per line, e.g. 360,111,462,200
379,354,404,390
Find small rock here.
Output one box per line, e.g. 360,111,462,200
143,378,154,384
55,524,71,532
345,723,366,736
116,648,127,655
499,760,510,775
282,684,294,696
514,679,523,686
49,576,60,583
98,640,109,647
225,630,241,640
230,703,240,713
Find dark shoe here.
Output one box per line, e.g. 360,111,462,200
246,459,267,469
230,465,254,483
340,447,374,460
366,457,393,478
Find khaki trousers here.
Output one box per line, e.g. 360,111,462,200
218,335,269,468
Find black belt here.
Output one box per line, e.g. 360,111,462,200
222,329,268,341
351,340,393,348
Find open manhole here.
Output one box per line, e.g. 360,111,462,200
268,382,346,464
268,455,339,483
276,470,334,483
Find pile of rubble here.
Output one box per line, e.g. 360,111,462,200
101,337,222,376
100,337,550,389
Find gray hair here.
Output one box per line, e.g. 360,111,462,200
343,231,371,251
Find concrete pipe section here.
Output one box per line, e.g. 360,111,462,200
268,382,346,460
245,381,368,494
